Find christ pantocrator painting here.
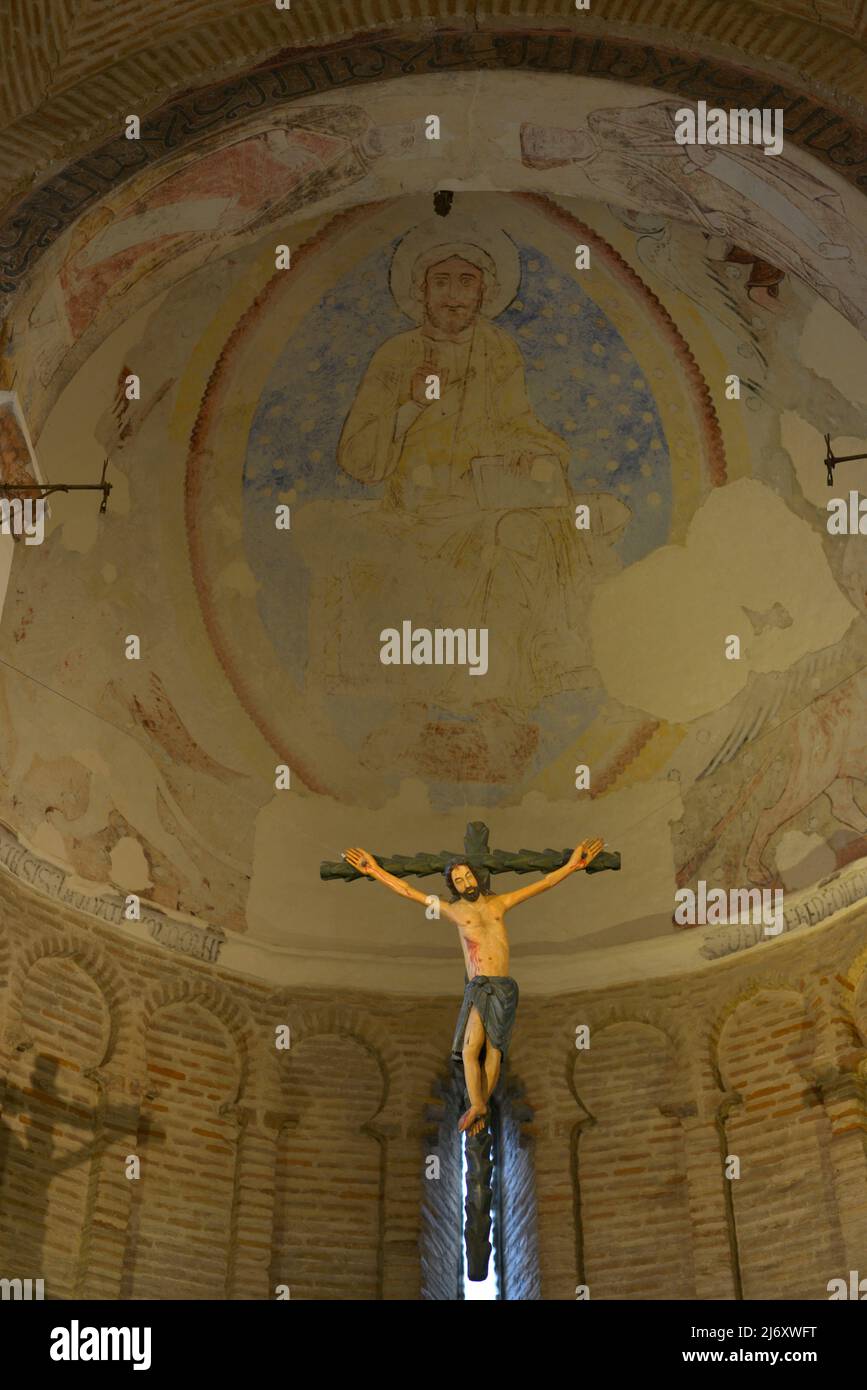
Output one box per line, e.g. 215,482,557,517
343,837,604,1136
298,216,630,715
337,236,571,501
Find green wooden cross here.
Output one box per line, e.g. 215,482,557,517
321,819,619,1286
320,819,620,884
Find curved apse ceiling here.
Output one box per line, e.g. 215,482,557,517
1,27,867,994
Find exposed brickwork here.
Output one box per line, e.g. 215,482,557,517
575,1022,695,1299
0,956,107,1297
1,863,867,1299
272,1034,384,1300
1,0,865,215
122,1002,241,1299
718,990,847,1299
505,927,867,1300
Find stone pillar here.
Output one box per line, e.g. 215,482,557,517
76,1067,144,1299
536,1112,581,1300
0,1024,31,1114
0,1025,33,1274
225,1104,288,1300
378,1114,426,1300
675,1091,741,1300
804,984,867,1273
812,1065,867,1272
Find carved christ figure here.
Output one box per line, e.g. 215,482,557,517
343,837,604,1135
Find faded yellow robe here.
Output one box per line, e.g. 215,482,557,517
301,315,625,707
337,317,570,517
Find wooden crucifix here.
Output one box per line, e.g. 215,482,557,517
321,821,620,1284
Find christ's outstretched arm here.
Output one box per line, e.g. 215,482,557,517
342,847,462,920
495,837,604,913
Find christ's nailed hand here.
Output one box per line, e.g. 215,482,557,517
343,848,378,876
569,837,604,871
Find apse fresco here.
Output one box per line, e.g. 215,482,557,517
0,73,865,969
245,235,672,542
3,0,867,1329
239,214,675,804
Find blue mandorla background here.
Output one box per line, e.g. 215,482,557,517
242,234,672,803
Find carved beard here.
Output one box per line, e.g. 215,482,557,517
459,885,481,902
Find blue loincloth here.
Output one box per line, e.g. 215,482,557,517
451,975,520,1060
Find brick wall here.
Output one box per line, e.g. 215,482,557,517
272,1034,384,1300
717,991,847,1299
123,1002,241,1298
1,862,867,1300
0,957,107,1297
574,1022,695,1299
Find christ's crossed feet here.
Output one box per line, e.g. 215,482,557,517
458,1103,488,1138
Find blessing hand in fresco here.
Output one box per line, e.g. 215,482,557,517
410,358,448,407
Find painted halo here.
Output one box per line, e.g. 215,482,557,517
389,218,521,322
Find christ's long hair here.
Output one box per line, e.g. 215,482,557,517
443,860,493,903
